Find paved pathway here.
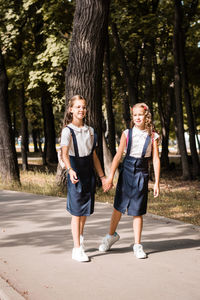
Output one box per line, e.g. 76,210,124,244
0,190,199,300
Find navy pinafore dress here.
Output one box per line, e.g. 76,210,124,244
114,128,151,216
66,126,97,216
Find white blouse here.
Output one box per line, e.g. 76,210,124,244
60,123,95,157
124,126,159,158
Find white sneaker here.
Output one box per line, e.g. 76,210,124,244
133,244,147,259
99,232,120,252
72,247,89,262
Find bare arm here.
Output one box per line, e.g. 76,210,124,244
152,139,160,197
109,132,127,180
93,150,105,177
62,146,79,184
103,132,126,192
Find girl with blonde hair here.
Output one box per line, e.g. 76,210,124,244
99,103,160,259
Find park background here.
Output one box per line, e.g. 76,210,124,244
0,0,200,225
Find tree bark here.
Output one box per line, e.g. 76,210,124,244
153,50,172,169
41,87,58,165
173,0,191,179
65,0,110,166
32,129,39,152
19,84,28,171
0,49,20,183
111,62,131,129
143,42,153,111
178,2,200,177
104,30,116,157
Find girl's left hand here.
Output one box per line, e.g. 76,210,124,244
102,177,113,192
154,183,160,198
69,169,79,184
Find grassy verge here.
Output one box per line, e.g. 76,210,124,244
0,167,66,198
1,164,200,226
95,179,200,226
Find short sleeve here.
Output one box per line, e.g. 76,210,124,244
153,132,159,141
60,127,71,147
123,129,129,138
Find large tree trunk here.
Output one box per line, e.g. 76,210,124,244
143,42,153,111
65,0,110,166
153,51,172,169
0,49,20,183
32,129,39,152
111,62,131,129
111,22,137,106
173,0,191,179
178,2,200,177
19,84,28,171
104,29,116,157
41,87,58,165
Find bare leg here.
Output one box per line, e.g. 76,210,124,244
133,216,143,244
80,216,87,236
109,208,122,235
71,216,80,248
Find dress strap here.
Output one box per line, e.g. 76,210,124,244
126,128,132,156
67,126,79,157
141,135,151,157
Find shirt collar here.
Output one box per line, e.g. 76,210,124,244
68,123,89,132
133,126,148,136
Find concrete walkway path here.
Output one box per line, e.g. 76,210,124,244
0,190,199,300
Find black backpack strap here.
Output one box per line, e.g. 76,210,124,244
141,135,151,157
67,126,79,157
126,128,132,156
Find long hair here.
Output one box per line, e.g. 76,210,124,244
62,95,86,128
131,102,155,136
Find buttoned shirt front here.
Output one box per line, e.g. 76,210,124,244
60,123,95,157
124,126,159,158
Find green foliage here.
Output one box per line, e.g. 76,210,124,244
0,0,74,138
0,0,200,145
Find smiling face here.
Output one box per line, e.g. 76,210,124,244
132,106,146,130
70,99,87,124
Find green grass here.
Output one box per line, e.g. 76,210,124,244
95,180,200,226
1,165,200,226
148,187,200,226
0,169,66,198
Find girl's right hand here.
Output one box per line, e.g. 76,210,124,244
103,177,113,192
69,169,79,184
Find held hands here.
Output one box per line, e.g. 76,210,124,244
69,169,79,184
101,176,113,192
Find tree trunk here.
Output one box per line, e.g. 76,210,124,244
153,50,172,169
173,0,191,179
111,22,137,106
41,87,58,165
0,49,20,183
143,42,153,111
19,84,28,171
178,4,200,176
104,30,116,157
32,129,39,152
65,0,110,166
